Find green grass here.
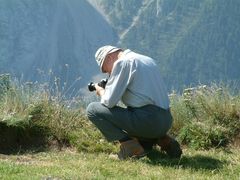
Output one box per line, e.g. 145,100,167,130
0,75,240,179
0,147,239,179
170,84,240,149
1,74,239,152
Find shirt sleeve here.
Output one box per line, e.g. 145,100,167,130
101,59,135,108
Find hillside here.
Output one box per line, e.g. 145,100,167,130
1,0,240,92
0,0,117,96
0,77,239,178
89,0,240,90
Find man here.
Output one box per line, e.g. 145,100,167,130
86,45,182,160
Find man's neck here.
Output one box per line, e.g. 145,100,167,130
117,51,124,59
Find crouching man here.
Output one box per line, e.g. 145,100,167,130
86,45,182,160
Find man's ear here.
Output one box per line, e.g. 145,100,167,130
107,54,113,61
109,54,117,64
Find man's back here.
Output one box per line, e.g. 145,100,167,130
119,49,170,109
102,49,170,109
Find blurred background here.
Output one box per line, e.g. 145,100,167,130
0,0,240,97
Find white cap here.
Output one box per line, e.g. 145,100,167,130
95,45,121,72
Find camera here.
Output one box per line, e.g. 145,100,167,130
88,79,108,92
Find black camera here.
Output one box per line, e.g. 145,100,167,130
88,79,108,92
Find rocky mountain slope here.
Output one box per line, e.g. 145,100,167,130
0,0,117,96
89,0,240,90
1,0,239,93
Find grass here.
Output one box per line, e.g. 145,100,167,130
0,74,240,179
169,84,240,149
1,74,240,152
0,147,240,179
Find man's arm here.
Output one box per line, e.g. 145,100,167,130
100,60,135,108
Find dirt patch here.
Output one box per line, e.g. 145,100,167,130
0,122,48,154
231,134,240,148
0,122,71,154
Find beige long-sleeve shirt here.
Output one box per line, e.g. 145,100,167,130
101,49,170,109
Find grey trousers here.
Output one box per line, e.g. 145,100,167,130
86,102,172,142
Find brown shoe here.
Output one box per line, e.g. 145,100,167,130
157,135,182,158
118,139,147,160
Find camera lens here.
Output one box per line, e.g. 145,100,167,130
88,82,96,91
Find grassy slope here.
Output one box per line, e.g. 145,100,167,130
0,147,239,179
0,77,239,179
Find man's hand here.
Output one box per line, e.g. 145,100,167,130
95,84,105,97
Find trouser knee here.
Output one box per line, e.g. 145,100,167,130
86,102,125,141
86,102,98,118
86,102,106,121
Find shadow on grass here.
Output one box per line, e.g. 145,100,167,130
144,149,227,171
